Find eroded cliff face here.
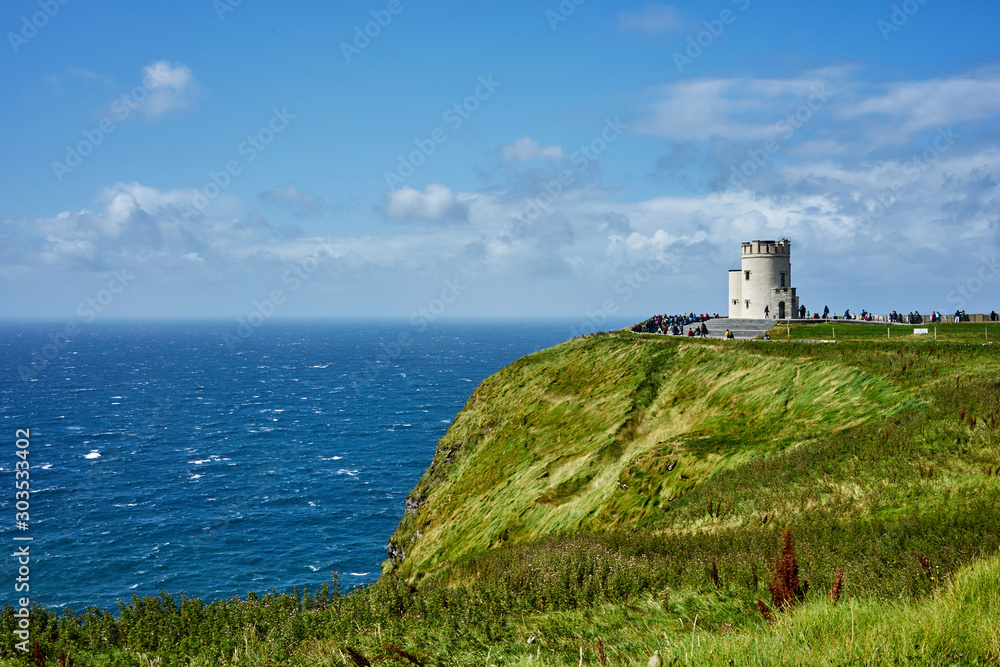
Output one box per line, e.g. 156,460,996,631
385,332,917,581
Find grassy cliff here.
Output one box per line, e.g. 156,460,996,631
387,332,925,579
5,324,999,665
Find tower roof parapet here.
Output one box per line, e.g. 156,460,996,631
741,238,790,255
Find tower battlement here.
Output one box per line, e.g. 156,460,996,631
741,239,790,256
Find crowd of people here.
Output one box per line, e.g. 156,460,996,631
786,307,944,323
885,310,941,324
952,310,998,322
631,313,717,336
630,306,996,337
784,305,833,319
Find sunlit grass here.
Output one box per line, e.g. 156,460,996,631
390,334,922,580
2,331,998,665
771,321,999,343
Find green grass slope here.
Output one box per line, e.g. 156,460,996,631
387,332,935,580
5,326,999,665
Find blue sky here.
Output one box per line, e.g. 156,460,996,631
2,0,999,322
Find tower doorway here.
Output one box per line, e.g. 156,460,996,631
778,301,785,319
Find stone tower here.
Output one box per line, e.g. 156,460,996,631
728,239,799,319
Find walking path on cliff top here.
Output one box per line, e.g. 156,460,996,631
629,318,776,340
708,318,777,339
631,318,946,341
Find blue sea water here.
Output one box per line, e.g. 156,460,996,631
0,318,635,611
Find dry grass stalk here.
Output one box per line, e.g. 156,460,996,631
32,642,45,667
757,598,773,623
383,644,424,666
345,646,371,667
917,554,932,579
829,570,844,603
768,528,808,611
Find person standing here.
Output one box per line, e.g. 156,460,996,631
764,305,769,318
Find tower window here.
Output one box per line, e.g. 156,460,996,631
745,300,750,309
744,270,750,281
780,272,786,287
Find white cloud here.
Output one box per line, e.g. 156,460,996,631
840,72,1000,142
633,73,841,141
635,68,1000,155
259,185,325,215
98,181,200,214
68,67,116,86
381,184,468,224
1,182,239,278
500,137,568,163
140,61,196,119
617,3,684,34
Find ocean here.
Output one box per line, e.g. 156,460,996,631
0,318,636,611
